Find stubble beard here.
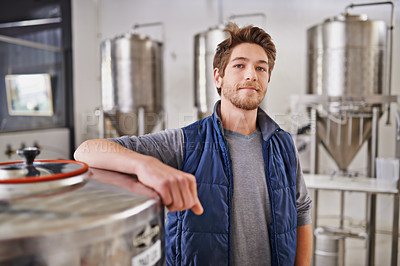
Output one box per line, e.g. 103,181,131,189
221,81,266,111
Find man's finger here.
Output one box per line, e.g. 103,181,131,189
191,199,204,215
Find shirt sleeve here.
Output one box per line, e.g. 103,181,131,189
295,147,313,227
109,128,185,170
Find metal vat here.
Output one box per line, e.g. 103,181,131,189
306,13,388,171
0,148,165,265
194,25,228,118
307,13,387,101
101,33,163,137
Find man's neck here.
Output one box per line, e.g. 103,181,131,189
220,99,258,135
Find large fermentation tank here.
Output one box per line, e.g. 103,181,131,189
0,148,164,265
194,25,228,118
101,33,163,138
307,12,388,172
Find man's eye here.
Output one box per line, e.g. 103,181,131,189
234,64,244,68
256,66,266,71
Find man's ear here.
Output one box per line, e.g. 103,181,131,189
213,68,222,88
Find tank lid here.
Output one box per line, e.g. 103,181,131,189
0,147,88,184
325,13,368,23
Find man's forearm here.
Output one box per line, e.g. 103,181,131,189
74,139,204,215
74,139,146,174
295,223,313,266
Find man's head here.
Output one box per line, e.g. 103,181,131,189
213,23,276,96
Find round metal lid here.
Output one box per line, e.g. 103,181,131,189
0,147,89,199
0,160,88,183
324,13,368,23
0,147,88,183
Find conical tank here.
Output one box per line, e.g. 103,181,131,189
307,13,387,171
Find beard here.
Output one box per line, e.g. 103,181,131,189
221,81,266,110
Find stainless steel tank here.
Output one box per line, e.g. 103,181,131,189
307,13,387,171
0,148,165,265
194,25,228,118
308,13,387,102
101,33,163,137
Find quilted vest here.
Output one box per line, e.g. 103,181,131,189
165,102,297,266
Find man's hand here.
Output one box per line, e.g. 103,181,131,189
136,155,204,215
74,139,204,215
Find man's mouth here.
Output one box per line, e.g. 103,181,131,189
239,86,258,91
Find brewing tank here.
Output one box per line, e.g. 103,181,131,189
306,13,388,171
194,25,228,118
101,33,163,137
307,13,387,112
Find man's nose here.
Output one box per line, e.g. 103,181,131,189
245,67,257,81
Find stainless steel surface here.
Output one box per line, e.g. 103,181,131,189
194,25,228,118
310,108,319,174
305,173,399,266
0,165,164,265
307,13,387,100
0,173,87,199
392,194,399,266
344,1,395,125
317,113,373,171
0,159,88,199
306,10,389,171
314,227,345,266
100,31,164,137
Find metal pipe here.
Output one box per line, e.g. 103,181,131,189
371,107,379,177
0,34,61,52
392,108,400,266
311,189,319,266
348,116,353,146
337,118,342,146
345,1,395,125
218,0,224,25
132,22,165,44
310,108,319,174
366,194,377,266
391,194,399,266
365,107,380,266
227,13,267,29
359,116,364,146
0,17,61,28
326,116,331,146
340,191,345,229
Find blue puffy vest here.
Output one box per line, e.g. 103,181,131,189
165,102,297,265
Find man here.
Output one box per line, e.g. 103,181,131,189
75,23,312,265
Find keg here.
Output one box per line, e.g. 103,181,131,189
0,147,165,265
314,227,345,266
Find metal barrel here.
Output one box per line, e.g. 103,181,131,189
194,25,228,118
100,33,163,137
307,13,387,104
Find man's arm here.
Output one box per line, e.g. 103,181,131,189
74,139,203,215
295,223,313,266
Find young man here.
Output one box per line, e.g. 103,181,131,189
75,23,312,265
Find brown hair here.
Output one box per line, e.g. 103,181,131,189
213,23,276,95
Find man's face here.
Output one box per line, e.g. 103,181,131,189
214,42,270,110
